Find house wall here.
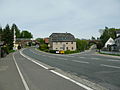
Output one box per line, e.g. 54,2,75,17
115,37,120,51
51,42,76,51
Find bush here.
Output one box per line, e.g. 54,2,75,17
64,50,79,54
49,50,56,53
39,44,48,51
1,46,9,57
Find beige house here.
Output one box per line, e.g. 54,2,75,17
49,33,76,51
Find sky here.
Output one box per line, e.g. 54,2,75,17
0,0,120,39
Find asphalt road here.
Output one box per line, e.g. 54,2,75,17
21,48,120,90
13,50,89,90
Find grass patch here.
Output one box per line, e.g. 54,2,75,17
98,52,120,56
8,50,16,53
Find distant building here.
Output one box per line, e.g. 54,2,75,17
44,38,49,44
49,33,76,51
104,37,117,51
104,37,115,48
116,30,120,37
115,30,120,51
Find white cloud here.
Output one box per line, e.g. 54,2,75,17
0,0,120,39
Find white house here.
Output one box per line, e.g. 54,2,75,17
49,33,76,51
104,37,115,48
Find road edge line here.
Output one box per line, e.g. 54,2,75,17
13,53,30,90
20,49,93,90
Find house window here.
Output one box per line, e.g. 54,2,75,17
71,42,73,44
72,47,74,50
60,47,63,49
66,47,68,50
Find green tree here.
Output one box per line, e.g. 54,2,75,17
2,24,13,50
91,36,96,40
76,39,89,51
96,42,103,52
0,26,2,34
20,30,33,38
11,24,21,38
0,27,2,41
39,44,48,51
100,27,120,46
36,38,45,44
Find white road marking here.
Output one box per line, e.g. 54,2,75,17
48,56,54,58
58,58,68,60
20,49,93,90
101,64,120,69
50,70,93,90
20,50,48,69
107,59,120,62
65,55,74,57
91,58,100,60
72,60,89,64
79,57,85,59
13,53,30,90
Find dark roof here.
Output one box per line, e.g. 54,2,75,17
49,33,75,42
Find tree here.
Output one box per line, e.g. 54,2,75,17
96,42,103,52
100,27,120,46
91,36,96,40
39,44,48,51
76,39,89,51
20,30,33,38
11,24,21,38
0,26,2,34
2,24,13,50
0,27,2,41
36,38,45,44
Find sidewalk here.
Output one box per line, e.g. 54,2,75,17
0,53,25,90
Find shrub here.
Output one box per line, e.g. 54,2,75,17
39,44,48,51
49,50,56,53
64,50,79,54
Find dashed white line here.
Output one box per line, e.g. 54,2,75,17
79,57,85,59
108,59,120,62
20,49,93,90
65,55,75,57
91,58,100,60
13,53,30,90
101,64,120,69
72,60,89,64
58,58,68,60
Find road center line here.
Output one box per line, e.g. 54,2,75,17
79,57,85,59
108,59,120,62
58,58,68,60
72,60,89,64
20,49,93,90
13,53,30,90
91,58,99,60
100,64,120,69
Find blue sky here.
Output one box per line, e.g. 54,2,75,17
0,0,120,39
